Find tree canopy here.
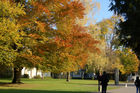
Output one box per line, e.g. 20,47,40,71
0,0,99,83
87,15,139,75
0,0,25,66
116,48,139,74
109,0,140,57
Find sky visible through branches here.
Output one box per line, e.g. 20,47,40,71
92,0,113,23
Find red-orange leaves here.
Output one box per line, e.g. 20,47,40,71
20,54,43,66
15,0,99,74
54,36,72,48
32,1,50,14
60,1,85,19
35,21,46,32
72,25,99,52
52,25,99,70
28,34,41,39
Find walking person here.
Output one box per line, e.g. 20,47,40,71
97,72,102,92
135,76,140,93
101,71,109,93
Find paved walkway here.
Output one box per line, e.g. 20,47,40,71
108,86,136,93
92,83,136,93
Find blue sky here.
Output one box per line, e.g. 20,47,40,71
94,0,114,22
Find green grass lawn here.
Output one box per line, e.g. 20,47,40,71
0,78,117,93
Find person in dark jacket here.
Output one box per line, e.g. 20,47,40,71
97,72,102,92
101,71,109,93
135,76,140,93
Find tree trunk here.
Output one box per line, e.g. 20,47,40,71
81,72,84,80
36,68,38,76
115,68,119,85
66,72,70,82
42,72,44,79
12,67,23,83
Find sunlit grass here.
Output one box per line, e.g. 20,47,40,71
0,78,117,93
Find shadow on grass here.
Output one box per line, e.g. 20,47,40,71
0,89,114,93
0,89,96,93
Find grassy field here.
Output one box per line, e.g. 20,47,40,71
0,78,117,93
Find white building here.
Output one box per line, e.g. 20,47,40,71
21,67,51,79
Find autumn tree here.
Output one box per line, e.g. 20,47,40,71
1,0,99,83
87,16,126,85
0,0,27,83
0,0,25,64
115,48,139,75
29,0,99,82
87,16,121,72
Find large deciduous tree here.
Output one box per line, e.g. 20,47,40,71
87,16,124,85
87,16,121,73
109,0,140,57
28,0,99,82
0,0,26,83
0,0,25,65
0,0,99,83
116,48,139,74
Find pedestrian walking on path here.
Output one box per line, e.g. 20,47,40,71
101,71,109,93
135,76,140,93
97,72,102,92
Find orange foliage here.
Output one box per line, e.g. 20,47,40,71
20,54,43,66
32,1,50,14
60,1,85,19
47,24,100,71
28,34,41,39
16,0,99,72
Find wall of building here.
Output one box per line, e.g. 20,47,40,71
21,67,51,79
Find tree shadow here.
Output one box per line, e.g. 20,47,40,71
0,89,92,93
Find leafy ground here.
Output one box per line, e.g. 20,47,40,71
0,78,117,93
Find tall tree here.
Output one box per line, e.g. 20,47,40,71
5,0,99,83
0,0,26,83
87,16,121,72
0,0,25,65
115,48,139,75
87,16,124,85
109,0,140,57
32,1,99,81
